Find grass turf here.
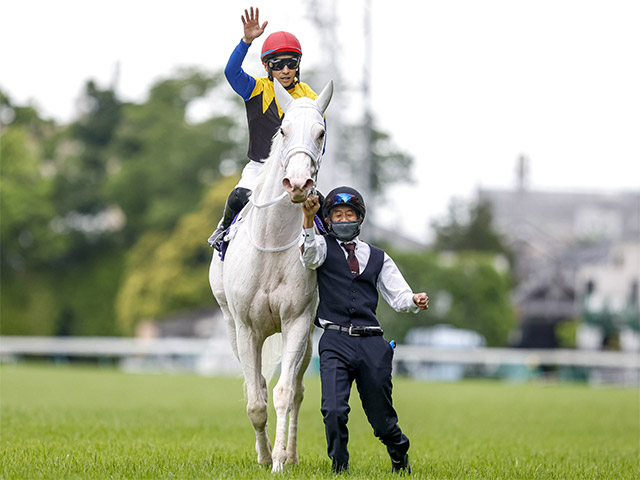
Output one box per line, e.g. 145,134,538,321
1,363,638,479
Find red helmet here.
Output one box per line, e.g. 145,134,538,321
261,31,302,62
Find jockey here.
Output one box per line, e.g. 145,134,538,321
208,6,322,250
300,186,429,475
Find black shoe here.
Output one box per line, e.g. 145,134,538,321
331,458,349,475
207,227,225,251
332,464,349,474
391,454,411,474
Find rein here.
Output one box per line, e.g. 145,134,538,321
244,190,301,254
249,191,288,209
246,224,300,253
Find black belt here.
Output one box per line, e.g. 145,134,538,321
323,324,384,337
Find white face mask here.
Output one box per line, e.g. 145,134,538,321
329,221,361,241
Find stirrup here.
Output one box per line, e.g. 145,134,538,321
208,228,225,251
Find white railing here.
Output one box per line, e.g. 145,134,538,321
393,345,640,369
0,336,243,376
0,336,213,357
1,336,638,370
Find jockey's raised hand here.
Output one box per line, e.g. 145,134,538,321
242,6,268,44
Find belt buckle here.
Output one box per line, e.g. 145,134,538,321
348,326,365,336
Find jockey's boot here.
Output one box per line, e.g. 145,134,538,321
207,187,252,251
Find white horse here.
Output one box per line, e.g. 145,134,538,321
209,79,333,472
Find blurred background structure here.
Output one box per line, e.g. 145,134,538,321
1,1,638,385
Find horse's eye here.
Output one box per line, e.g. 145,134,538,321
280,127,285,136
318,131,325,139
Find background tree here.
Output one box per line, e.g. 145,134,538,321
115,177,235,334
0,69,245,336
106,69,243,241
54,80,122,215
377,249,515,346
432,197,512,259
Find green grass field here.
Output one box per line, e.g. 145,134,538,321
1,364,638,479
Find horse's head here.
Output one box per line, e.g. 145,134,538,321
275,79,333,203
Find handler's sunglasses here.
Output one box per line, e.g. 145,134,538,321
330,193,363,209
268,57,300,71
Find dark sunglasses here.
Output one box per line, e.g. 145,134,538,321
268,57,300,71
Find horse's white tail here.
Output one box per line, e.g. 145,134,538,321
262,333,282,385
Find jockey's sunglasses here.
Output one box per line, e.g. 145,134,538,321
268,57,300,71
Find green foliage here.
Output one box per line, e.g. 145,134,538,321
2,364,638,479
72,80,122,148
0,127,62,269
106,69,242,240
377,249,515,346
370,128,414,195
556,317,579,348
115,176,236,333
1,249,125,336
51,80,121,217
0,272,59,335
432,198,512,259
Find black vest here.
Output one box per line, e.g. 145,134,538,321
316,236,385,327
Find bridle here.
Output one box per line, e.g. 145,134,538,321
244,115,323,253
279,105,325,184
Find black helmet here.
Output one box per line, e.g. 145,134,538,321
323,186,366,221
323,187,366,241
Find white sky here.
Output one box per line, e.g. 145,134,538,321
2,0,639,242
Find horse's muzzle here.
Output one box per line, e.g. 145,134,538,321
283,177,314,203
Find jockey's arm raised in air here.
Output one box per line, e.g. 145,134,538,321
224,7,268,101
224,41,256,101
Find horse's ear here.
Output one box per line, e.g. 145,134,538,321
274,79,294,113
315,80,334,114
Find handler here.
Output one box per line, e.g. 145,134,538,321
208,6,321,250
300,186,429,474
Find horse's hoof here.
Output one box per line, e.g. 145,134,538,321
271,461,285,473
257,453,272,467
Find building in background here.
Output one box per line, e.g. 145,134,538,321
478,156,639,351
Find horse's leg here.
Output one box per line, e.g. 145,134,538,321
236,325,272,466
209,257,240,359
271,320,312,472
285,331,313,465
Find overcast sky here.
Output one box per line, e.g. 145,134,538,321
2,0,639,241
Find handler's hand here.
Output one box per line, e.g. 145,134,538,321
241,7,268,44
302,195,320,218
413,292,429,310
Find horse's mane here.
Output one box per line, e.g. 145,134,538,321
251,128,284,197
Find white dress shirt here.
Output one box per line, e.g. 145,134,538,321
299,227,419,325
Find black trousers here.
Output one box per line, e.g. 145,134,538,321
318,329,410,471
